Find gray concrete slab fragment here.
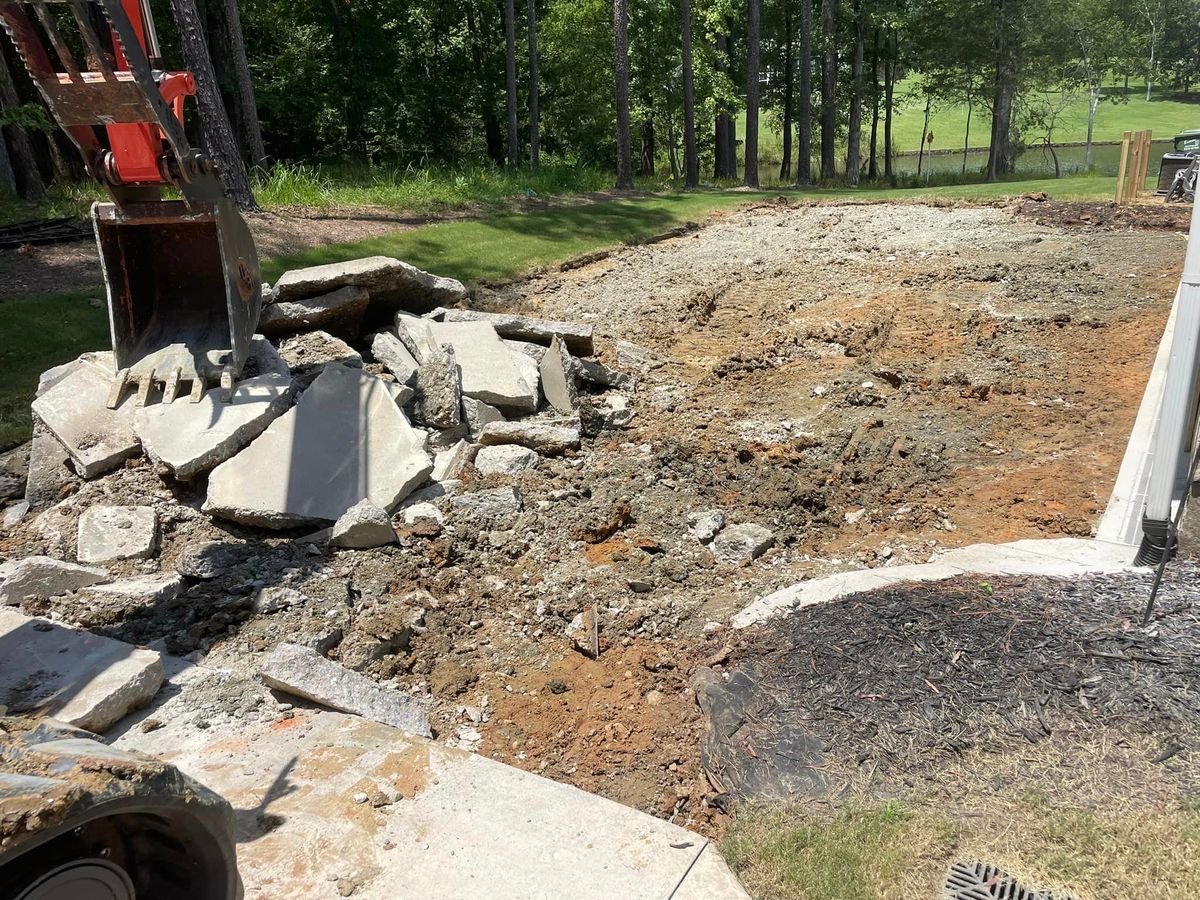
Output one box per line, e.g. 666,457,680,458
474,444,538,476
712,523,775,566
205,364,432,528
259,285,369,339
0,555,110,605
77,505,158,564
329,499,397,549
24,418,77,508
539,336,579,414
0,608,162,732
116,703,747,900
81,573,185,606
478,420,581,455
416,320,539,412
431,439,476,481
440,309,595,356
278,330,363,388
31,356,139,479
370,331,420,385
462,397,504,439
412,345,463,429
258,643,431,736
274,256,467,312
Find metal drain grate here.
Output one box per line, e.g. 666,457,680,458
943,861,1074,900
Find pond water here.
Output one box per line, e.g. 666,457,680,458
895,140,1174,178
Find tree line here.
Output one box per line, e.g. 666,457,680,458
1,0,1199,203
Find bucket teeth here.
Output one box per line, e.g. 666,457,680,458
106,368,131,410
134,372,156,407
190,376,207,404
162,367,183,404
219,365,234,404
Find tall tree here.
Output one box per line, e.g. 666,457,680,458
614,0,634,189
985,0,1017,181
714,32,732,178
212,0,266,169
466,2,505,165
504,0,520,167
0,46,45,201
845,0,865,184
169,0,257,210
780,0,795,180
819,0,838,180
1139,0,1164,100
883,29,895,181
527,0,540,169
680,0,699,187
797,0,814,184
745,0,761,187
868,27,880,179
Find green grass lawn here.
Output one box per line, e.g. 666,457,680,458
0,172,1139,448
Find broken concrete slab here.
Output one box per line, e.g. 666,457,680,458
81,572,185,606
411,345,463,429
576,358,633,389
432,439,476,481
31,355,139,479
580,395,635,436
175,541,250,580
329,500,397,550
25,418,78,509
478,420,581,455
450,486,523,517
509,351,542,406
278,330,363,387
440,309,595,356
415,320,539,413
134,371,294,481
77,505,158,564
205,364,433,528
3,501,30,529
370,331,420,386
504,338,548,362
0,556,110,605
0,607,163,732
0,444,28,501
395,313,432,361
539,336,579,414
258,642,430,736
462,397,504,439
712,523,775,565
274,256,467,313
474,444,538,477
259,285,369,340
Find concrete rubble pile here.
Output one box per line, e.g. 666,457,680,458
0,254,638,732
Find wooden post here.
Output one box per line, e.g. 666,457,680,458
1116,131,1132,203
1142,130,1154,197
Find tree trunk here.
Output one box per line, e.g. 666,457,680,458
780,0,794,181
1086,90,1098,169
0,46,45,201
527,0,540,170
213,0,266,169
1146,24,1156,101
916,96,931,175
680,0,699,187
962,100,972,173
640,115,655,175
503,0,520,168
744,0,760,187
985,9,1016,183
797,0,813,184
867,27,879,180
819,0,838,181
170,0,258,209
884,31,895,182
845,0,864,185
328,0,364,159
714,33,730,179
467,3,505,166
725,29,738,179
614,0,634,190
667,112,681,179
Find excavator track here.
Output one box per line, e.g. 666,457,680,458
0,717,241,899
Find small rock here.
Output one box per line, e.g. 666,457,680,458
176,541,248,580
547,678,569,695
628,579,654,594
431,440,476,481
329,499,397,549
474,445,538,477
253,586,306,614
450,487,523,517
402,502,445,525
77,505,158,565
711,523,775,565
845,508,867,525
686,510,725,544
3,500,30,529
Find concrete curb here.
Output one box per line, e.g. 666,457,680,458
731,538,1140,630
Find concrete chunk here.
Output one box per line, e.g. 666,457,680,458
416,320,538,413
77,505,158,564
260,285,369,340
205,365,433,528
432,439,476,481
441,309,594,356
31,356,139,478
539,336,579,414
0,608,163,732
279,331,363,388
274,256,466,313
258,642,431,736
329,500,397,549
412,346,462,429
82,573,185,605
475,445,538,476
371,331,420,385
135,372,294,480
450,486,524,516
395,313,432,362
712,523,775,565
478,420,581,455
0,556,109,605
24,418,77,509
462,397,504,439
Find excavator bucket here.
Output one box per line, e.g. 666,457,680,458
95,198,262,405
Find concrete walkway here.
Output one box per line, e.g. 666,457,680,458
113,664,749,900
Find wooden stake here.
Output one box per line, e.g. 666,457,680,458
1116,131,1132,204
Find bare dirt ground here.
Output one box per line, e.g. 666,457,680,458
0,206,416,296
1,199,1185,841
